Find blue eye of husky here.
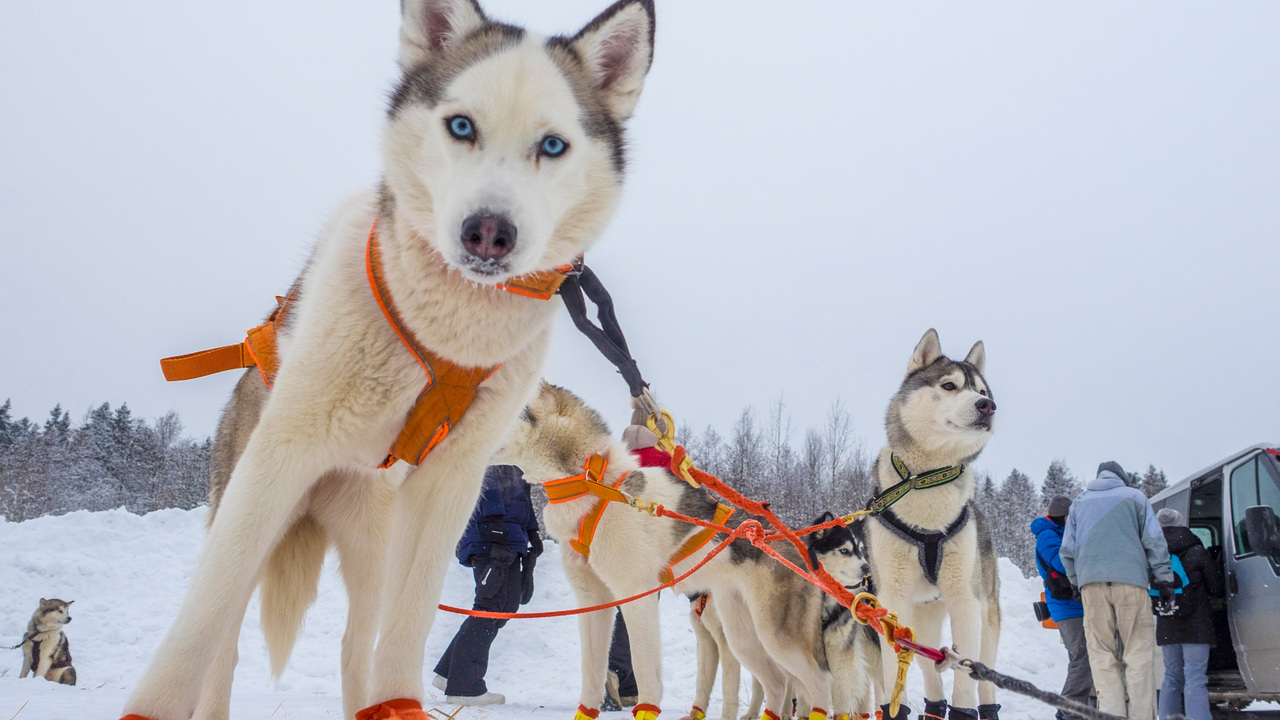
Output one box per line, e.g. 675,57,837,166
447,115,475,141
540,135,568,158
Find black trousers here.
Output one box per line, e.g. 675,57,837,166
609,610,638,696
433,554,523,696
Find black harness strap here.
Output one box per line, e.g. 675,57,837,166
874,505,972,585
559,264,648,399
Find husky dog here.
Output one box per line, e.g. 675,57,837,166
864,329,1001,720
497,384,878,720
683,517,881,720
20,598,76,686
122,2,656,719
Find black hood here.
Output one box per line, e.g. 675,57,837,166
1163,525,1202,554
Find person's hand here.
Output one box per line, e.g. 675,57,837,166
1072,585,1082,602
520,554,537,605
528,529,544,558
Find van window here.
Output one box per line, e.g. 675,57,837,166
1230,454,1280,564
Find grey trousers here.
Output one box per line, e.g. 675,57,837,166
1056,616,1095,720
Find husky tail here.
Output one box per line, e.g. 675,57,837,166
261,514,328,678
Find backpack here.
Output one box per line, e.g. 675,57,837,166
1035,548,1075,601
1150,553,1195,619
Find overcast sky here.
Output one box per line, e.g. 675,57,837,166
2,1,1277,491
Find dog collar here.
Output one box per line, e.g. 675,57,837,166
866,454,965,515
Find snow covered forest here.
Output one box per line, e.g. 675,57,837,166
0,394,1171,578
0,399,210,522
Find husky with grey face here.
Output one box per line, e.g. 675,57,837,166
122,2,656,719
496,384,878,720
865,330,1001,720
20,598,76,686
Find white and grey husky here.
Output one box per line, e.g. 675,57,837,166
864,330,1002,720
20,598,76,686
122,2,656,719
497,384,879,720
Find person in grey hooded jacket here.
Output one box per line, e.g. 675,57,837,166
1059,461,1177,720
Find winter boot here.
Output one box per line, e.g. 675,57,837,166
977,705,1000,720
921,700,948,720
946,708,978,720
446,691,506,706
879,704,910,720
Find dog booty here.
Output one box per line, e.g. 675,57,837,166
356,699,433,720
977,705,1000,720
946,708,978,720
878,704,910,720
921,700,948,720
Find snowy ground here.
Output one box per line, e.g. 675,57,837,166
0,507,1108,719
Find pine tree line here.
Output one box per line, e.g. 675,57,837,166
0,399,210,522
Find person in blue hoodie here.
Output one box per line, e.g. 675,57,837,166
431,465,543,705
1032,495,1094,720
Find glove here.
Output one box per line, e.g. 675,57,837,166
483,517,508,544
528,529,544,559
520,554,537,605
1072,585,1082,602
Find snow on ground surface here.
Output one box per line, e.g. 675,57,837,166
0,507,1128,718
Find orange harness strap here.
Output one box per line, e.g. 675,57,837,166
158,220,574,470
548,453,733,578
545,454,631,557
159,293,294,385
659,502,735,583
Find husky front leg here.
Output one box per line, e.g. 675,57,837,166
20,645,32,678
192,603,246,720
124,421,333,720
688,605,720,719
317,469,396,719
944,594,984,714
718,594,789,720
559,549,615,711
619,593,664,712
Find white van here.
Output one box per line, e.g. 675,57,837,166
1150,444,1280,713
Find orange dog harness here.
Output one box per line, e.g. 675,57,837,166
159,221,574,468
546,453,734,582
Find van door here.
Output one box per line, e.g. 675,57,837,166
1224,450,1280,694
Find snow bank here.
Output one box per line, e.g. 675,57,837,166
0,508,1067,719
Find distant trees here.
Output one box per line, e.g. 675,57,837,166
1140,465,1168,498
990,469,1039,575
682,397,872,528
1040,458,1082,511
0,399,210,522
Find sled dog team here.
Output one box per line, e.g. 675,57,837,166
117,1,1000,720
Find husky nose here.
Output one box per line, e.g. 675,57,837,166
976,398,996,416
461,213,517,261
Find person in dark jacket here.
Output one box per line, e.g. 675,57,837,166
431,465,543,705
1032,495,1094,720
1154,509,1224,720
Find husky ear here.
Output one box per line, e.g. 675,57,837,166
399,0,487,69
39,598,48,605
570,0,656,120
908,329,943,374
817,511,836,524
964,340,986,376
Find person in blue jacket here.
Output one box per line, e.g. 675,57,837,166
431,465,543,705
1031,495,1094,720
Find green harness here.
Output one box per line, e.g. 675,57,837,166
867,454,965,515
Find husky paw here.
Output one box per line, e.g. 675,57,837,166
946,709,978,720
921,700,948,720
976,705,999,720
878,704,910,720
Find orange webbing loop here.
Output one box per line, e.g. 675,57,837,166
356,698,432,720
496,262,577,300
159,343,254,381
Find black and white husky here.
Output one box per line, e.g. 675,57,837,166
864,330,1002,720
497,384,879,720
122,2,656,718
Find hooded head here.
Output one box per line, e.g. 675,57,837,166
1097,460,1128,482
1157,508,1185,528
